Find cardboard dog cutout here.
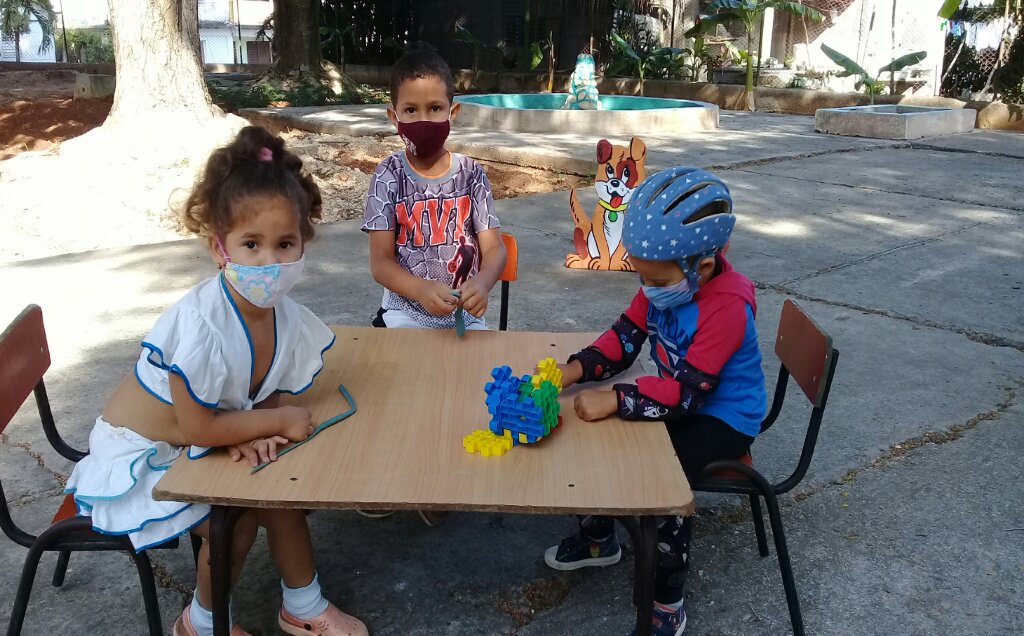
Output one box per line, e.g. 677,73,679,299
565,137,648,271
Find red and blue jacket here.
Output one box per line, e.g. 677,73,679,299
570,256,767,437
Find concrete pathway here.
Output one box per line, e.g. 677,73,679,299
1,118,1022,635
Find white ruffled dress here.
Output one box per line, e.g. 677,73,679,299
65,274,336,551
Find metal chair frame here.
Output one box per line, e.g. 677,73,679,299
692,299,840,636
497,233,518,331
1,305,195,636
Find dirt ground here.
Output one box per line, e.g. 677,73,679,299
0,69,76,104
0,69,589,259
0,68,587,212
0,70,112,159
280,130,590,222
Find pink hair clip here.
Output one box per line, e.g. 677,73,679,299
257,147,273,162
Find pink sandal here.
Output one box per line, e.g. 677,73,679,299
278,603,368,636
173,606,252,636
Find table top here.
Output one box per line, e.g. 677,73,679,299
154,327,693,516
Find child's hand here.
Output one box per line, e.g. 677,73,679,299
559,360,584,388
534,360,583,389
458,278,489,317
278,406,315,441
418,280,458,316
229,436,289,467
573,389,618,421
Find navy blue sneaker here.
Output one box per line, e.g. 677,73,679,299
631,601,686,636
543,530,621,570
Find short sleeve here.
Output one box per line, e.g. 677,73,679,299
469,164,500,232
139,308,228,409
273,303,337,395
685,296,750,375
361,158,399,232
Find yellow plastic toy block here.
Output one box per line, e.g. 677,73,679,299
535,357,563,390
463,429,514,457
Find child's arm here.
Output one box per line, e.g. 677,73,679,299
170,375,314,448
226,393,290,466
458,228,507,317
368,230,457,316
558,290,649,389
611,297,749,421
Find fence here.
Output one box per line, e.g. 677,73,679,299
772,0,944,95
942,1,1021,101
0,18,58,63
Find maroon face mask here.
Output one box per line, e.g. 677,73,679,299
395,117,451,158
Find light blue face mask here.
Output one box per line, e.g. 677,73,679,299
642,267,702,310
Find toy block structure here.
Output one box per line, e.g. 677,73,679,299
463,357,565,457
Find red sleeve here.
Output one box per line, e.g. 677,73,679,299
590,290,649,359
636,375,683,405
684,295,750,375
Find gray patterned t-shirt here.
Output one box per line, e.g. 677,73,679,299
362,151,501,328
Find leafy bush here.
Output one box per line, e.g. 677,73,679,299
65,27,114,64
941,33,988,97
993,30,1024,104
207,78,387,112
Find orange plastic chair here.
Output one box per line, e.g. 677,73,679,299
497,233,518,331
0,305,183,636
693,299,840,636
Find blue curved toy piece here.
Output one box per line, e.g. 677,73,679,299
251,384,357,474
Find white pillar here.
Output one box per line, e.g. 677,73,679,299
759,8,775,63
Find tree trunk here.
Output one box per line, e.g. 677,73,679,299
272,0,321,76
14,31,20,63
106,0,217,125
889,0,897,96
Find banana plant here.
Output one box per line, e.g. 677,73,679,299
685,1,824,110
938,0,962,19
821,44,927,104
530,31,556,92
607,31,690,94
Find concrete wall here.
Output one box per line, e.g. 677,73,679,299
200,28,236,64
777,1,945,96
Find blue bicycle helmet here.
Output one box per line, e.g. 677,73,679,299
622,166,736,264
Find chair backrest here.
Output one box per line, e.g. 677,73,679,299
774,299,834,408
497,233,518,331
765,300,839,494
0,305,50,433
499,233,518,282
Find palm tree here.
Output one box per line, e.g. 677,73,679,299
686,1,824,111
0,0,56,62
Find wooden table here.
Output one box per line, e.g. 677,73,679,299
154,326,693,635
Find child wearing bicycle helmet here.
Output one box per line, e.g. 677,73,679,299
541,167,768,636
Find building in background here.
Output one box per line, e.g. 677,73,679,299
198,0,273,65
1,0,274,65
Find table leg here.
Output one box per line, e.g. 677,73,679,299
617,515,657,636
209,505,237,636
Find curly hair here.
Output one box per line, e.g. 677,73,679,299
182,126,322,241
389,42,454,106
